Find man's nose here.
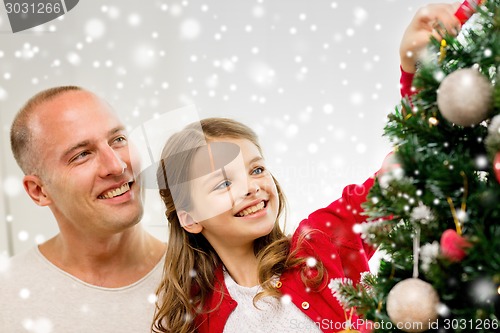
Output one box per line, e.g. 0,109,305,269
100,146,127,177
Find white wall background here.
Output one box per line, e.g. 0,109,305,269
0,0,451,257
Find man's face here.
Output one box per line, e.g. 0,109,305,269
29,90,143,237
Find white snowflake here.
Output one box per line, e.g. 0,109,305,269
306,257,317,267
280,294,292,305
22,317,53,333
128,13,142,26
180,18,201,39
323,104,334,114
84,19,106,39
470,278,497,304
66,52,82,66
19,288,30,299
353,7,368,26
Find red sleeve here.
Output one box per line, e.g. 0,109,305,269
400,66,415,98
292,176,376,282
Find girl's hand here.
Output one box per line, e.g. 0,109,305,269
400,2,462,73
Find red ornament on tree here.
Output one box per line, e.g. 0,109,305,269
440,229,472,262
494,152,500,184
454,0,485,25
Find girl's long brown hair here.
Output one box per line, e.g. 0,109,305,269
152,118,322,333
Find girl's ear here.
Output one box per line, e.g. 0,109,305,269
23,175,52,206
177,210,203,234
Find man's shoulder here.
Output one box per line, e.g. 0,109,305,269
0,247,43,284
1,246,40,271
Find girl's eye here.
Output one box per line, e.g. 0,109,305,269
214,180,231,191
252,167,265,175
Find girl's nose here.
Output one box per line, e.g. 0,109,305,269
245,180,260,196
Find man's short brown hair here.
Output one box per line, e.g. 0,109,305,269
10,86,83,175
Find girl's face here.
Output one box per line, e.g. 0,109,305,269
180,137,279,250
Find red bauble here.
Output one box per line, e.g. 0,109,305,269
494,152,500,184
440,229,472,262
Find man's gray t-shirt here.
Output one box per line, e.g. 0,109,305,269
0,247,164,332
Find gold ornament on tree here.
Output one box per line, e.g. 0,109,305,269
386,226,440,332
437,67,492,126
441,184,473,262
337,308,361,333
386,278,440,333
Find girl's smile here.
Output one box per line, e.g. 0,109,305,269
180,138,280,249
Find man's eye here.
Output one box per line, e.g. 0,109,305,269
214,180,231,190
71,151,90,162
114,136,127,144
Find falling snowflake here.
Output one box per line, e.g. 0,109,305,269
180,18,201,39
323,104,334,115
128,13,142,26
147,293,158,304
84,19,106,39
306,257,317,267
469,278,497,304
280,294,292,305
66,52,82,66
22,317,53,333
19,288,30,299
353,7,368,26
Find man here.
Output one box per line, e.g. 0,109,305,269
1,86,166,332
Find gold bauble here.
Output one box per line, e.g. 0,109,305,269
386,278,439,333
437,68,492,126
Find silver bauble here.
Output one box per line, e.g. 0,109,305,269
386,278,439,333
437,68,492,126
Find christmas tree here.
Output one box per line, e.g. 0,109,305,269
332,1,499,332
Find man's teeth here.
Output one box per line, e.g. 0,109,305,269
99,183,130,199
236,201,265,217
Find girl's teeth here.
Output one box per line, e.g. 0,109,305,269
237,201,265,217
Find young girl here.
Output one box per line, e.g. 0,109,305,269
152,3,462,332
153,117,377,333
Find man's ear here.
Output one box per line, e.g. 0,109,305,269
177,210,203,234
23,175,52,206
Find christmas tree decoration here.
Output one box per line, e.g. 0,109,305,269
387,216,440,332
437,68,492,126
485,114,500,183
386,278,439,333
334,1,500,332
494,152,500,183
337,309,362,333
440,228,472,262
454,0,486,25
